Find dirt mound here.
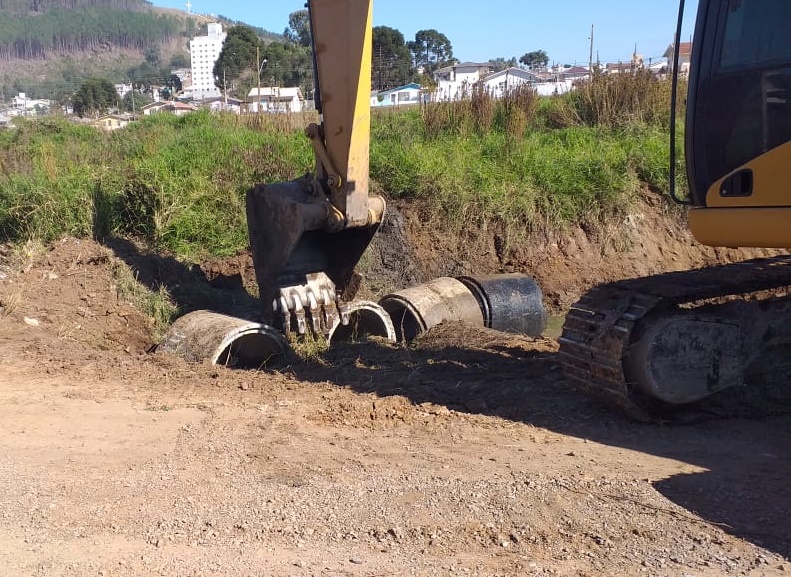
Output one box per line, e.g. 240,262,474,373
365,189,782,309
0,239,154,355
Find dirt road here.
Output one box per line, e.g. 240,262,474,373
1,238,789,576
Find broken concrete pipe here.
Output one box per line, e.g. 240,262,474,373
379,274,547,342
328,300,397,344
157,310,288,368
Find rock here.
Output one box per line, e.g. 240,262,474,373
23,317,40,327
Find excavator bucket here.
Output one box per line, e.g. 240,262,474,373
246,177,383,334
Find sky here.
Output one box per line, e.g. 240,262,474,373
153,0,699,66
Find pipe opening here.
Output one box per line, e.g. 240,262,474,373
380,298,424,342
215,331,286,369
328,301,397,344
157,310,288,368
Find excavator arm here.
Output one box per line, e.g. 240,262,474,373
245,0,385,336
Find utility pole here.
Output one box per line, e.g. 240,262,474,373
257,45,262,115
588,24,594,79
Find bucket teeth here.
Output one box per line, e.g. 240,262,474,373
275,272,341,337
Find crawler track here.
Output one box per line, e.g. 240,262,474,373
559,256,791,421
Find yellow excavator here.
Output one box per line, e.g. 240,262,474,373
162,0,791,420
561,0,791,420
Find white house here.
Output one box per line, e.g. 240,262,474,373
141,101,197,116
114,83,133,99
481,68,543,98
560,65,590,82
371,83,424,107
433,62,491,101
12,93,50,113
248,87,304,113
664,41,692,75
190,22,226,99
207,97,243,114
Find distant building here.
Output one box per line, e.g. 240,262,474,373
114,83,133,99
605,62,638,74
12,93,50,114
433,62,492,101
248,87,304,113
481,68,542,98
141,101,198,116
370,83,425,108
190,23,226,99
560,65,590,82
664,41,692,75
93,114,133,131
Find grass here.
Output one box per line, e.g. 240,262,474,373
110,258,178,338
370,115,672,234
287,330,330,362
0,74,686,264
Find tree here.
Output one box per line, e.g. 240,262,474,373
166,74,182,94
519,50,549,70
489,56,518,72
284,9,311,47
261,41,313,92
169,53,190,69
407,29,453,73
73,78,118,118
144,46,161,67
372,26,412,90
214,25,264,92
127,61,164,91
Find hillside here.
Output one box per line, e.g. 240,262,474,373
0,0,282,100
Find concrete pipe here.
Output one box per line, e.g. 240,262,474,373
458,274,547,337
379,277,484,342
328,301,397,344
157,310,288,368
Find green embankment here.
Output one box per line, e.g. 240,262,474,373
0,73,685,262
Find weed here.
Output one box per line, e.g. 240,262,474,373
287,330,329,362
111,258,178,338
0,290,22,316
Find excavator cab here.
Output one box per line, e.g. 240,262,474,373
687,0,791,248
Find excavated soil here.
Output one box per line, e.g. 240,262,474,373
1,192,790,576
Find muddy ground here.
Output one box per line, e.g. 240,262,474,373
1,192,790,576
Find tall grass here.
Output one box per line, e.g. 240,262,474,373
0,111,314,258
372,74,684,233
0,74,684,259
